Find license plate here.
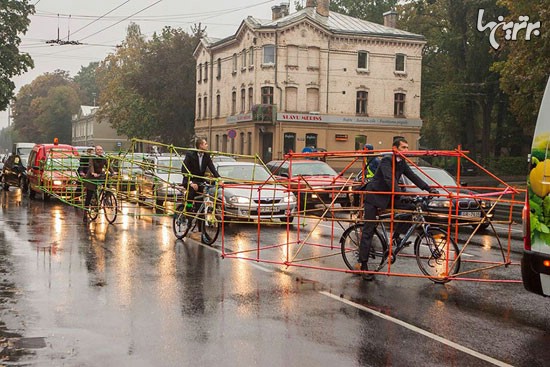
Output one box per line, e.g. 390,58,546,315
460,211,481,217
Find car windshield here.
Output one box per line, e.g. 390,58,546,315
218,164,273,182
409,167,457,187
156,158,183,173
45,156,79,170
17,147,33,156
290,162,337,177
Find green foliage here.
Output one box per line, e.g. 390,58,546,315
11,70,80,142
0,0,35,110
485,156,528,176
96,24,200,146
493,0,549,137
73,62,100,106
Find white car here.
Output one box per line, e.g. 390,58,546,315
138,155,184,205
213,161,297,222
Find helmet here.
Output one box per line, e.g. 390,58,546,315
364,144,374,151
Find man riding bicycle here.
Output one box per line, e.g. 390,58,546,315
83,145,113,223
181,138,220,229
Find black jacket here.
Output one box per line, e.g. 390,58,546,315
365,153,430,209
181,151,220,186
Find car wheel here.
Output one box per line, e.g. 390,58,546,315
473,222,490,231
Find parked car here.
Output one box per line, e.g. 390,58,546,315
265,159,354,213
137,155,184,205
2,154,28,192
213,161,297,222
27,142,80,201
401,166,492,230
212,154,237,163
109,153,146,193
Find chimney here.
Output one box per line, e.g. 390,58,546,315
272,5,282,20
383,10,398,28
306,0,315,7
316,0,329,17
280,3,289,17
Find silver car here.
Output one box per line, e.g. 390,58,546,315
138,155,184,205
213,161,297,222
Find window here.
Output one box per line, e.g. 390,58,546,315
203,96,208,118
204,61,208,81
285,87,297,112
305,133,317,148
198,63,202,83
241,88,246,113
217,58,221,79
248,87,253,111
231,91,237,115
197,97,202,119
394,93,406,117
216,94,221,117
358,51,368,69
232,53,238,72
222,134,228,152
283,132,296,154
240,132,245,154
355,135,367,150
247,132,252,155
395,54,406,73
261,86,274,105
287,45,298,66
242,49,247,69
356,91,368,115
249,46,254,66
215,134,220,151
306,88,319,112
263,45,275,64
308,47,319,69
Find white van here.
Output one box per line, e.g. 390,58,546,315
12,142,35,156
522,77,550,297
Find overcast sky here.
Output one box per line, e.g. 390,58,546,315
1,0,294,129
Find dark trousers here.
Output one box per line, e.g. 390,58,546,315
186,183,204,211
359,198,415,264
84,188,95,207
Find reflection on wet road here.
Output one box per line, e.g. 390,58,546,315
0,189,548,366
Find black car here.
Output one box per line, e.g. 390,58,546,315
1,154,28,192
402,166,492,230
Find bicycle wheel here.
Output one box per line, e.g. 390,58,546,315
340,223,387,272
173,204,192,240
201,204,220,245
102,191,118,224
88,192,99,221
414,227,461,283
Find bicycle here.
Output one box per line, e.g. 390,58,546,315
172,182,220,245
87,182,118,224
340,195,461,283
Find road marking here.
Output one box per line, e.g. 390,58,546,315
320,291,513,367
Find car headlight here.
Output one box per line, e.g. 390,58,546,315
229,196,250,204
427,200,450,208
53,180,63,186
282,194,296,203
122,174,130,180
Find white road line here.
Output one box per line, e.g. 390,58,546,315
319,291,514,367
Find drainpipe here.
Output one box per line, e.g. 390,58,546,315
275,27,283,159
326,37,330,114
208,52,214,144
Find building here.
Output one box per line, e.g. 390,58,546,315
193,0,426,163
71,106,129,151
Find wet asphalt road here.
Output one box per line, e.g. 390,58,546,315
0,188,549,367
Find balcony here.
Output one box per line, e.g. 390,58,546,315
252,104,274,122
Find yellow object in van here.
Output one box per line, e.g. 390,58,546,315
529,159,550,197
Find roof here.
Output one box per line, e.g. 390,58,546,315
79,106,99,117
202,7,424,49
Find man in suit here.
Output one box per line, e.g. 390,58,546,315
359,138,438,280
181,138,220,212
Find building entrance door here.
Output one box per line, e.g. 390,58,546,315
261,132,273,162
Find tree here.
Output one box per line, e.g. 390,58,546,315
74,62,100,106
11,70,81,142
96,23,202,146
294,0,399,23
493,0,549,136
0,0,34,111
34,86,80,143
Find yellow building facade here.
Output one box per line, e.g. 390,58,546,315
193,1,426,164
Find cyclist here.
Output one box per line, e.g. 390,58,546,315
181,138,220,229
358,138,437,280
83,145,113,223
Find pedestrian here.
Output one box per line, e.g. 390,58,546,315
181,138,220,223
358,138,438,280
83,145,112,222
